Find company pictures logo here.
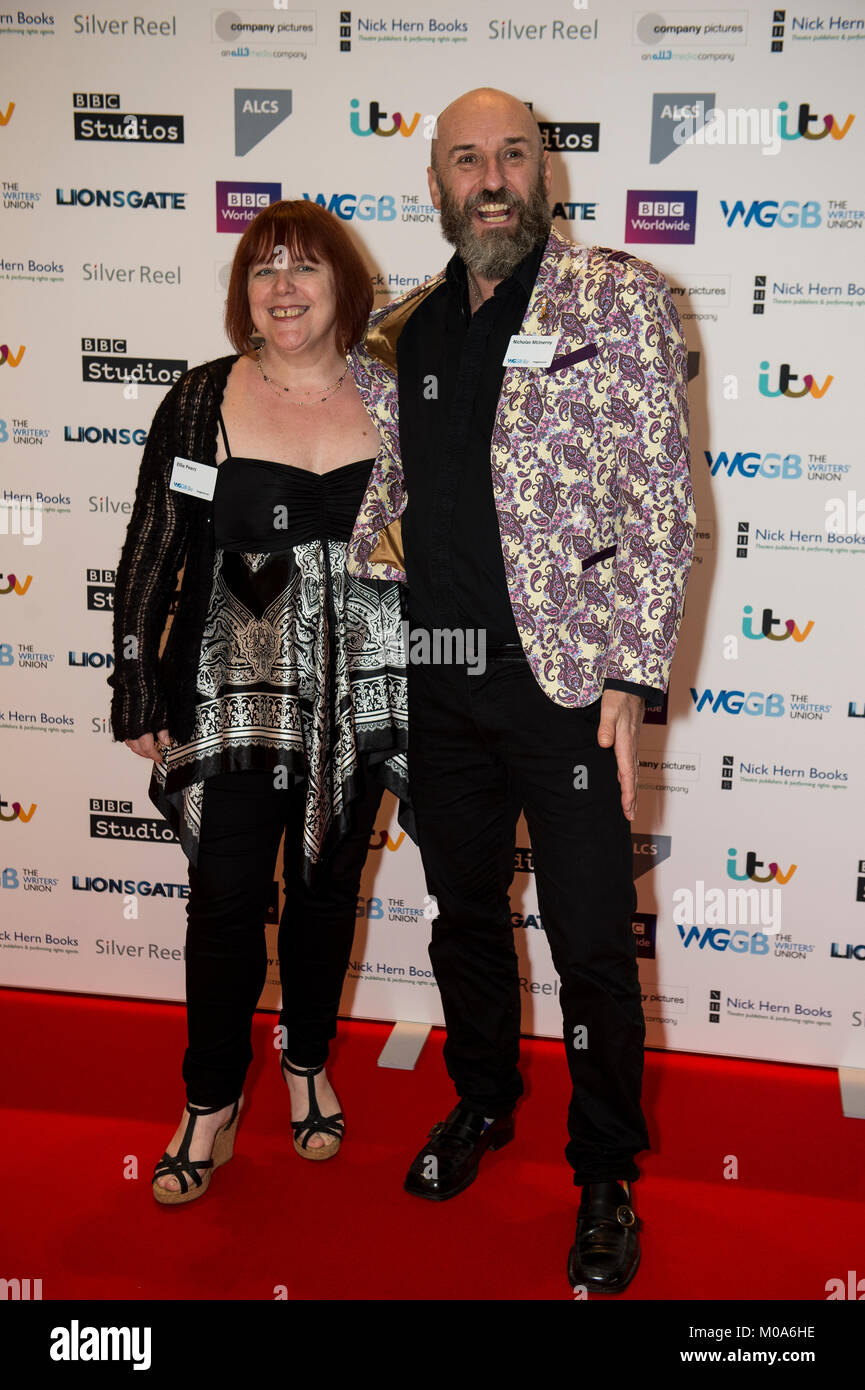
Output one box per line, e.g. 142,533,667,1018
216,182,281,232
73,93,183,143
625,190,697,244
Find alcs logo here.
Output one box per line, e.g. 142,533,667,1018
705,450,802,479
302,192,396,222
690,689,785,716
759,361,832,399
742,606,813,642
727,849,797,885
0,344,25,367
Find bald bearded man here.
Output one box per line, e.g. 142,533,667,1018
347,88,694,1293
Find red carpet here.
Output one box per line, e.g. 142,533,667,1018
1,987,863,1301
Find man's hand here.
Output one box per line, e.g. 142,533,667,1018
125,729,171,763
597,691,645,822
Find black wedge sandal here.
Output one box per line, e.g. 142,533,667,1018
280,1054,344,1161
152,1096,242,1206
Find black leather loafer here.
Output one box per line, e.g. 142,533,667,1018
567,1181,641,1293
403,1103,515,1201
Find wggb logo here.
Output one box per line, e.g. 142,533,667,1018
705,450,802,478
720,199,821,228
690,690,785,716
302,193,397,222
677,926,771,954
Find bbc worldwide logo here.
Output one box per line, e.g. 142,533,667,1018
215,182,281,233
721,754,734,790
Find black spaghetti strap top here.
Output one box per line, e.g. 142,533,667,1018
212,408,374,551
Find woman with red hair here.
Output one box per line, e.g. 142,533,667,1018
110,200,410,1203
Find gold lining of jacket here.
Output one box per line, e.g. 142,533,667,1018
362,275,443,570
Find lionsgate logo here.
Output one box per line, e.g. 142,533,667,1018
73,92,184,143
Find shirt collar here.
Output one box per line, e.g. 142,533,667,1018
446,236,546,313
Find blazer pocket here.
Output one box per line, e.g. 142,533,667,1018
581,543,617,572
545,343,598,374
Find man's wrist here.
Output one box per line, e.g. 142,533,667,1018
603,678,661,706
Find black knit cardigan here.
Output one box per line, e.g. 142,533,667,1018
108,354,239,743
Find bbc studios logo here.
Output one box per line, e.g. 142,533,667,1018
73,92,184,144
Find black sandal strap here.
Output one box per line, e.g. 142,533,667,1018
292,1113,345,1148
152,1099,239,1193
281,1055,326,1078
281,1053,342,1147
153,1151,213,1194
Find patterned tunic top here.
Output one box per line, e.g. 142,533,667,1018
149,411,410,882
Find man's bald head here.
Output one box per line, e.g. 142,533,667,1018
426,87,552,284
430,88,543,176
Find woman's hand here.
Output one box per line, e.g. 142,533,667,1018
124,729,172,762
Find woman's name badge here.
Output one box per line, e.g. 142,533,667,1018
503,334,559,369
169,456,217,501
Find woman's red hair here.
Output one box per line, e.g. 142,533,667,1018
224,199,373,355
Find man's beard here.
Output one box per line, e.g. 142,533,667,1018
438,171,552,280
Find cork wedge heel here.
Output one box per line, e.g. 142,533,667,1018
152,1095,243,1205
281,1054,344,1161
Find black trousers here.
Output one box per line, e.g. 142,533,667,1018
182,768,383,1108
407,657,649,1186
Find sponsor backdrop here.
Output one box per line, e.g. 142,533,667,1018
1,1,863,1072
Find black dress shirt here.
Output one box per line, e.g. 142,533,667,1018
396,241,660,704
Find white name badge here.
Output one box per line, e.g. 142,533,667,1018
169,456,217,501
503,334,559,369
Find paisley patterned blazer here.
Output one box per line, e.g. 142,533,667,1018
346,227,695,708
